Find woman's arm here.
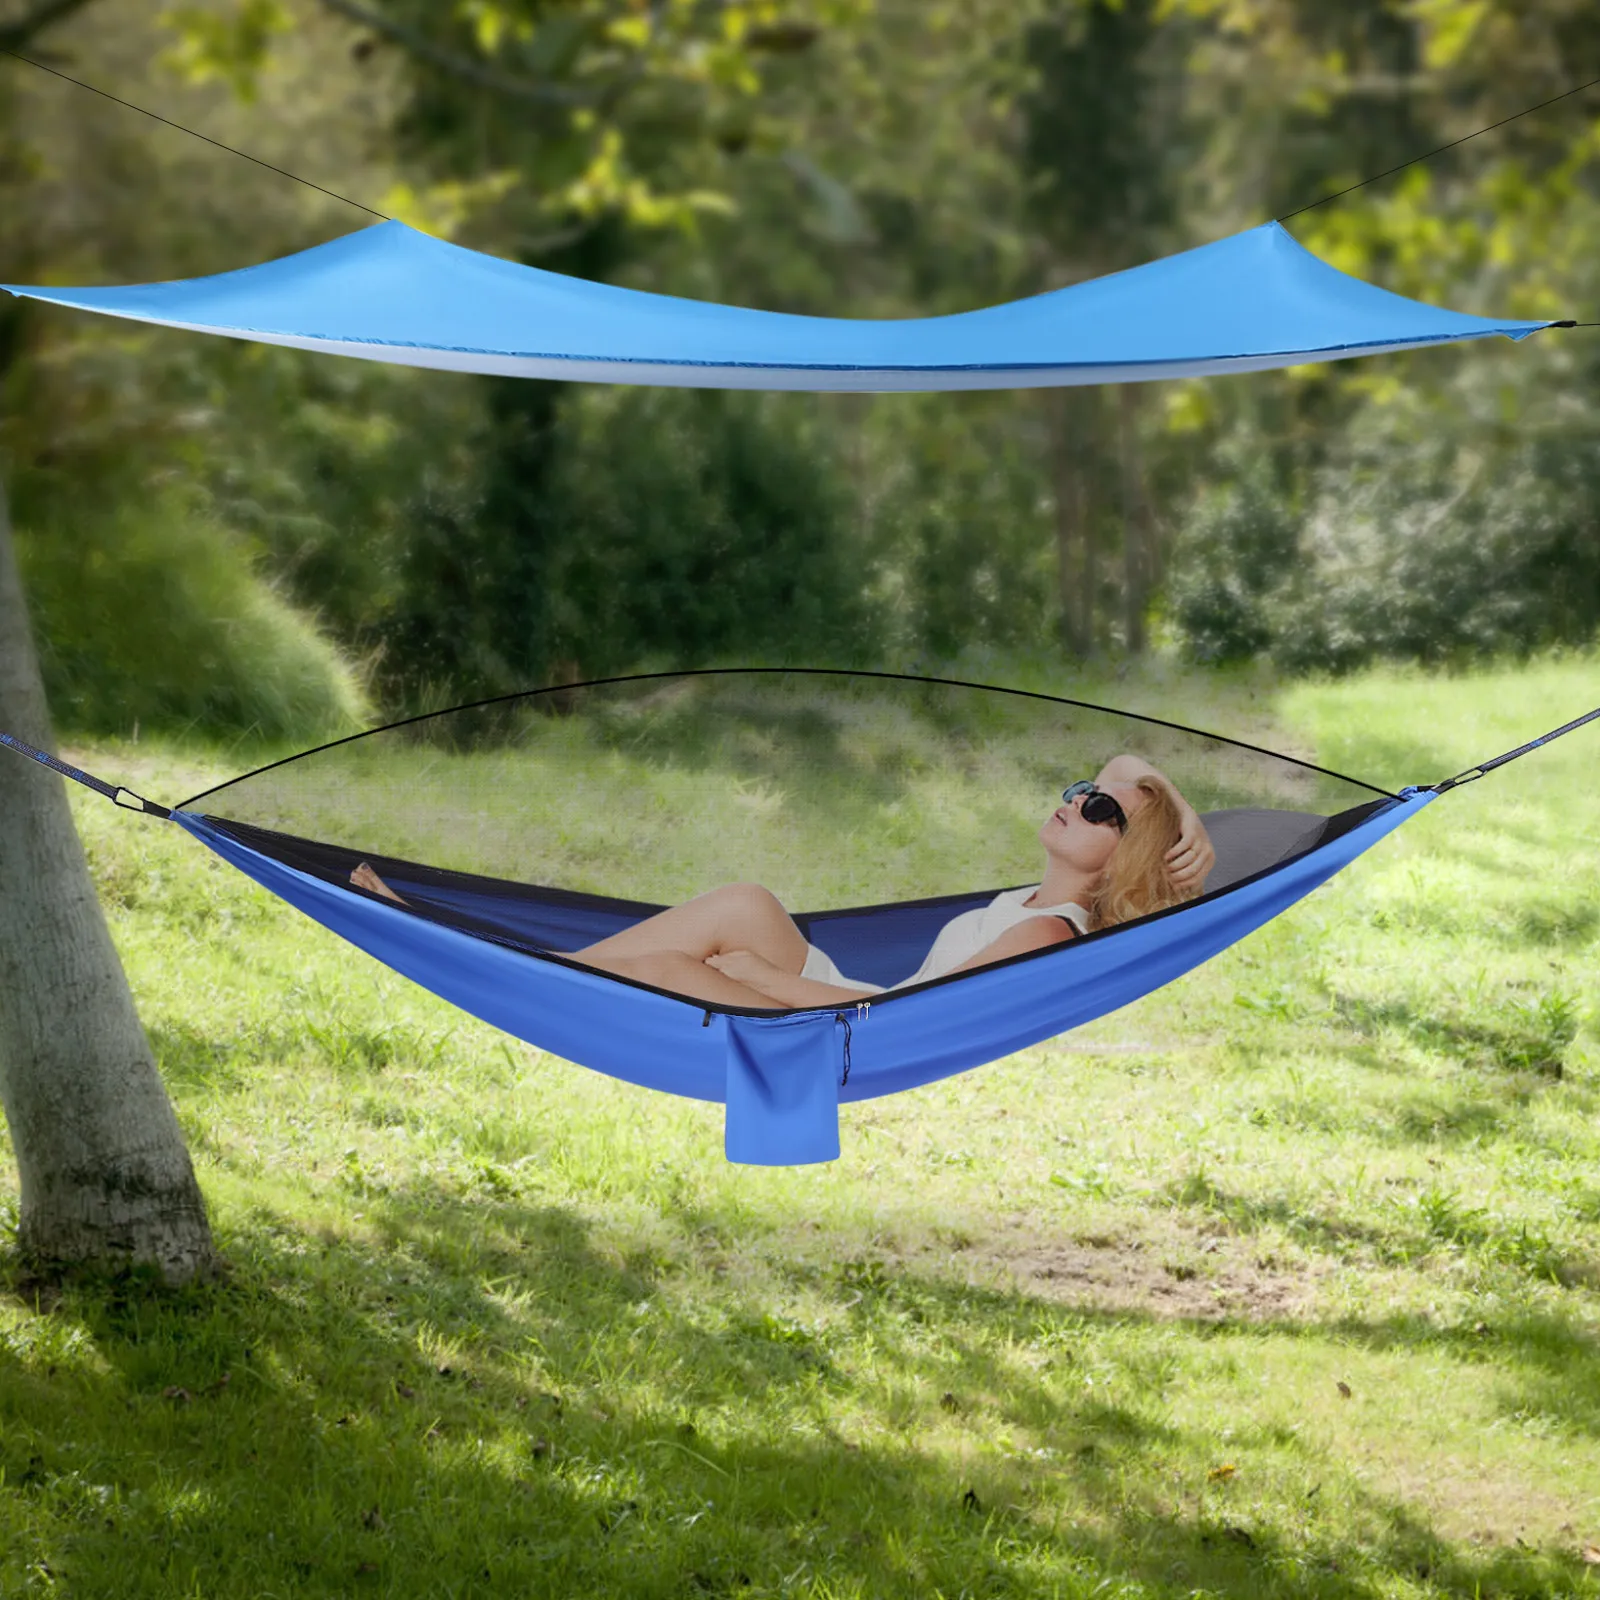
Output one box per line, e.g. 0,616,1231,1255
1095,754,1214,891
705,949,877,1008
938,914,1077,978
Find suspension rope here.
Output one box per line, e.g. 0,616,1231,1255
1432,704,1600,793
1279,71,1600,222
0,47,390,222
8,36,1600,240
0,731,171,817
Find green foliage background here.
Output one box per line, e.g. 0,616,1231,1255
1,0,1598,734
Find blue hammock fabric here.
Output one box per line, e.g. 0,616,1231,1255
173,792,1431,1164
2,220,1550,390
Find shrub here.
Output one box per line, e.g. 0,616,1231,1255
1168,458,1299,666
378,385,884,700
1169,356,1600,673
17,492,369,740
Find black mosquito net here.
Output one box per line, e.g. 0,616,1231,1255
180,672,1391,960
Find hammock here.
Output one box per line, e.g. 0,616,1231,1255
5,672,1593,1165
2,222,1586,1162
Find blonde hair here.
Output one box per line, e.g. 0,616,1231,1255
1087,777,1200,932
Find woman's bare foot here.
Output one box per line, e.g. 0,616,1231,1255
350,861,406,904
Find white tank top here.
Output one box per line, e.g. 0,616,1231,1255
802,886,1088,993
900,887,1088,988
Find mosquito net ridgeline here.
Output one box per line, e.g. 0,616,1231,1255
111,670,1417,1163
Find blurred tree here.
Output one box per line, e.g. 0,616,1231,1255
1162,0,1600,668
1021,0,1184,657
0,1,96,48
12,0,1600,700
385,382,879,694
165,0,881,698
666,0,1064,663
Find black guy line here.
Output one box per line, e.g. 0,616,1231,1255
1279,70,1600,222
174,665,1402,809
1,46,391,221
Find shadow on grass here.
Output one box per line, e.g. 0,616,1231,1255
1246,1083,1514,1146
150,1014,459,1093
1162,1169,1586,1288
1510,898,1600,949
1334,994,1578,1079
1,1172,1594,1598
1326,1305,1600,1440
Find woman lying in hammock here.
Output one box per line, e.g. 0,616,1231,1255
349,754,1213,1009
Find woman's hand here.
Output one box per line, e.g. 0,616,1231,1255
706,948,791,1000
1164,808,1214,893
1098,753,1215,893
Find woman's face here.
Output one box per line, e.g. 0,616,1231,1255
1039,781,1147,876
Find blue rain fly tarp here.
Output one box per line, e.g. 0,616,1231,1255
3,220,1550,391
174,791,1431,1164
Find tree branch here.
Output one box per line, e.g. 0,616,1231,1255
0,0,98,52
314,0,593,107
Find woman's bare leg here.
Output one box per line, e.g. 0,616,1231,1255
351,862,406,903
348,867,806,1004
573,882,809,972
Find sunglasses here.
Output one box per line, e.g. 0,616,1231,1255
1060,780,1128,833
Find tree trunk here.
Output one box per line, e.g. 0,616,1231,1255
0,479,214,1283
1049,389,1096,657
1116,384,1155,654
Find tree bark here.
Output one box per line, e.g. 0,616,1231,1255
1116,384,1155,654
0,0,99,52
1049,388,1096,658
0,478,215,1282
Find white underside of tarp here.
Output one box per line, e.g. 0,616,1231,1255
56,308,1494,389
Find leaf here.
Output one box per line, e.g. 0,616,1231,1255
158,0,292,102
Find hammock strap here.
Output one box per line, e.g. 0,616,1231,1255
1432,703,1600,793
0,731,171,818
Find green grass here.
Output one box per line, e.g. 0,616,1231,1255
2,653,1598,1598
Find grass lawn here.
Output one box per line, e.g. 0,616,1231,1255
1,654,1597,1598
